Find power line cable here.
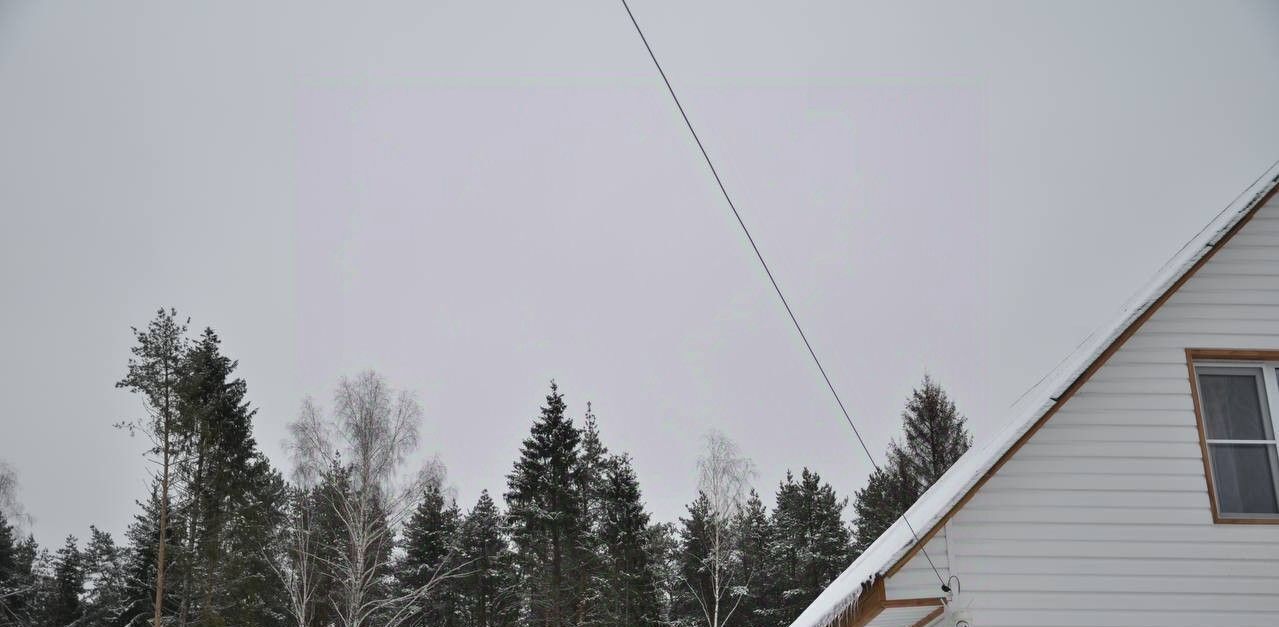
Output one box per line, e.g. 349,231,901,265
617,0,948,590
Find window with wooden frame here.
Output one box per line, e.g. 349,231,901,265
1187,349,1279,523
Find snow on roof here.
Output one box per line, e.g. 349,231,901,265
790,164,1279,627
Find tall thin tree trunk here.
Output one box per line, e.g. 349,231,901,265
712,521,720,627
179,441,206,627
155,414,171,627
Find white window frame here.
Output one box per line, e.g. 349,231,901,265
1192,359,1279,522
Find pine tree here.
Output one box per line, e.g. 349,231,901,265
116,308,189,627
767,469,851,626
40,536,85,627
504,382,585,627
455,491,516,627
397,483,462,627
596,454,662,627
120,485,184,626
899,376,972,486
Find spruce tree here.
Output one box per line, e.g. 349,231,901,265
305,468,354,627
41,536,85,627
80,526,128,627
851,447,918,555
596,454,662,627
25,548,55,627
899,376,971,485
216,457,288,627
767,469,851,626
573,406,608,626
176,327,285,626
4,535,39,626
0,516,29,626
642,522,680,627
397,483,462,627
0,516,15,600
671,494,715,627
850,377,971,556
731,491,772,627
456,491,516,627
504,382,585,627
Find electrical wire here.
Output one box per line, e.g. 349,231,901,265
617,0,948,590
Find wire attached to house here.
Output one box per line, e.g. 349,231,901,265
617,0,949,591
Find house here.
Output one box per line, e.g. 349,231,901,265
792,166,1279,627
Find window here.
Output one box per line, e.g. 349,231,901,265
1189,351,1279,522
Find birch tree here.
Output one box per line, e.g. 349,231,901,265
287,371,459,627
271,485,321,627
685,431,754,627
0,463,27,533
0,464,36,626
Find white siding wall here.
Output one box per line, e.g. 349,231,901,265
886,197,1279,626
884,531,949,599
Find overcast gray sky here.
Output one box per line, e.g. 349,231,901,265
2,1,1278,546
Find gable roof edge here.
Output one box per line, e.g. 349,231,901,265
789,163,1279,627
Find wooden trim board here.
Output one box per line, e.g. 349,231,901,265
910,606,945,627
837,578,945,627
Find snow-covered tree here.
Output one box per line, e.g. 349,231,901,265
0,468,37,627
851,447,919,555
79,526,128,627
121,483,188,626
288,371,454,627
768,469,852,625
175,327,287,626
0,463,28,535
39,536,85,627
0,514,37,626
731,491,772,627
899,375,971,485
504,382,586,627
455,491,517,627
573,406,609,626
116,308,189,627
680,431,755,627
851,377,970,555
397,480,463,627
596,454,662,627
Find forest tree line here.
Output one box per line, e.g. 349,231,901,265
0,309,970,627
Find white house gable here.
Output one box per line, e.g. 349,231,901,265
880,192,1279,625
